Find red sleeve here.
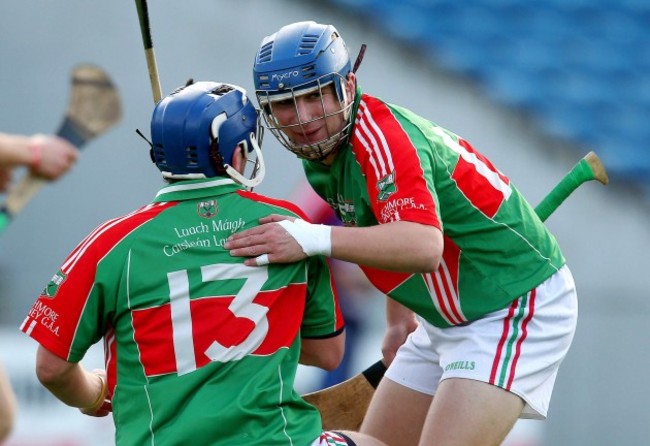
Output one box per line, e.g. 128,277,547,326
351,95,440,228
20,202,177,361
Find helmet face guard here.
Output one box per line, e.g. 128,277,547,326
253,21,353,161
256,74,353,161
150,81,265,187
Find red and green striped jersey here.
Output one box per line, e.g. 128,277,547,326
21,177,344,445
304,89,565,328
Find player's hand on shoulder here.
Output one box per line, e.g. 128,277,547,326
259,213,296,224
226,215,308,266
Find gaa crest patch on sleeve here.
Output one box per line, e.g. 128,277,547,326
377,171,396,201
42,270,67,298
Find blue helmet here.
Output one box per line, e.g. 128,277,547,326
253,21,354,161
151,81,265,187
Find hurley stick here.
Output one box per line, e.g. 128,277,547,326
0,65,121,236
302,150,609,431
535,151,608,221
134,0,163,103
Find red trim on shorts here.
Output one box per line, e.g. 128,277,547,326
490,298,520,385
507,289,536,389
489,289,537,390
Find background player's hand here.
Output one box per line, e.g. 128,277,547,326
381,325,414,366
28,134,79,180
226,214,306,266
0,168,11,192
382,299,418,366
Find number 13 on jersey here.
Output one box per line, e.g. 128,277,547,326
133,263,273,377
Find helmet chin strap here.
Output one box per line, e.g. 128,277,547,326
224,132,266,189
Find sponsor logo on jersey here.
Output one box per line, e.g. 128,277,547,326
26,301,60,335
377,171,396,201
379,196,426,222
198,200,218,219
165,218,247,256
41,271,67,298
211,218,245,233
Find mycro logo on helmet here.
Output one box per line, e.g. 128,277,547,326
271,71,300,83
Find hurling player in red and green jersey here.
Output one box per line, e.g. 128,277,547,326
21,81,385,446
226,21,579,446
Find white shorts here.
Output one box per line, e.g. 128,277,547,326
384,265,578,419
311,431,356,446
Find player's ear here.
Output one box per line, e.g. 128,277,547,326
231,145,246,175
346,72,356,97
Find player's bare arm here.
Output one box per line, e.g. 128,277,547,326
331,222,441,272
35,346,109,417
227,218,442,272
300,332,346,371
0,362,17,441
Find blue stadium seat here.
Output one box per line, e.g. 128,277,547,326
323,0,650,189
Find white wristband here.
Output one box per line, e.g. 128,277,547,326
277,219,332,257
